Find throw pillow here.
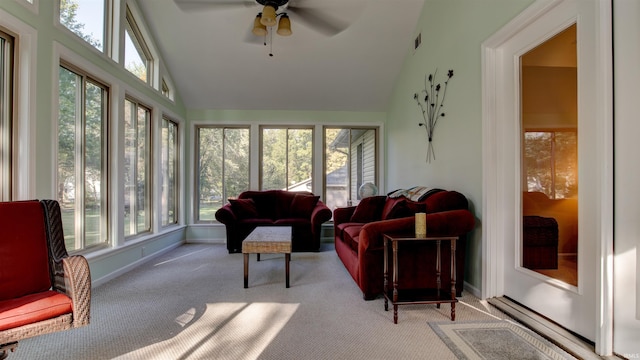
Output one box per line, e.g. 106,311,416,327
228,198,260,219
350,196,386,223
382,199,427,220
290,194,320,218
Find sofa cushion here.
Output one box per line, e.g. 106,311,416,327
290,194,320,218
0,201,51,301
424,190,468,213
350,196,386,222
239,191,277,218
342,224,363,253
275,191,298,218
0,290,73,331
228,198,260,219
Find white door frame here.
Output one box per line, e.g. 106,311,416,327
480,0,613,355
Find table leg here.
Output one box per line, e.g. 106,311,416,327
244,253,249,288
393,240,399,324
285,253,290,288
257,253,261,261
436,239,441,309
450,238,457,321
384,237,389,311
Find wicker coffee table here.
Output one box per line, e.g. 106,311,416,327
242,226,292,288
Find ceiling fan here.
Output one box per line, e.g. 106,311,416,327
174,0,354,38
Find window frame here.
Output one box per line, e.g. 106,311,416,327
123,95,152,238
124,4,153,84
523,127,578,200
160,115,179,227
0,29,14,201
259,125,315,192
57,0,110,54
57,60,110,253
194,125,251,223
323,126,379,210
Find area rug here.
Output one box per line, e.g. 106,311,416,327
429,320,577,360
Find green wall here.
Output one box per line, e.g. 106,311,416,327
386,0,534,291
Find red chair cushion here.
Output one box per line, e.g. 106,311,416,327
0,291,73,331
0,201,52,301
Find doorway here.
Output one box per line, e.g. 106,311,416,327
481,0,613,352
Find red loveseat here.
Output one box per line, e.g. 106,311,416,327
215,190,332,254
333,190,475,300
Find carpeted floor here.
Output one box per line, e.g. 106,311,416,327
9,243,578,360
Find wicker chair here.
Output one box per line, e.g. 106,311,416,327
0,200,91,359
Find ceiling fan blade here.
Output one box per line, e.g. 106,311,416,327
286,6,349,36
174,0,255,12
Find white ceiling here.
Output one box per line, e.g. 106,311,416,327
136,0,425,111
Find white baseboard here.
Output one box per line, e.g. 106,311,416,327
464,281,482,298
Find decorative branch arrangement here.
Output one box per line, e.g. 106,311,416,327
413,69,454,163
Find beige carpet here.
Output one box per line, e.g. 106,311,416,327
9,243,574,360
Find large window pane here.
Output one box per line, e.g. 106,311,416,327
58,64,108,251
161,117,178,226
59,0,105,52
124,98,151,237
124,6,151,83
84,81,106,246
261,127,313,191
197,127,249,221
324,127,378,211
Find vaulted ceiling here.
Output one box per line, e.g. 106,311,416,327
136,0,425,111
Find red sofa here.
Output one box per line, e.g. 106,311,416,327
333,190,475,300
215,190,332,253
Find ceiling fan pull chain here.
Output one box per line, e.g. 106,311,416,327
269,28,274,57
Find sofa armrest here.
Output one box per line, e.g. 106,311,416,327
358,209,476,252
62,255,91,327
359,217,414,252
310,201,332,226
214,204,237,224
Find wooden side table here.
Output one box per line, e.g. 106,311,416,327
383,233,458,324
242,226,292,288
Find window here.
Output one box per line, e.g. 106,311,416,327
161,117,178,226
57,63,109,251
124,97,151,237
124,5,152,83
161,79,170,98
0,30,14,201
260,126,313,191
59,0,105,52
324,127,378,210
523,130,577,199
196,126,249,221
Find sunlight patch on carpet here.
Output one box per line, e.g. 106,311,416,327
429,320,576,360
115,302,299,360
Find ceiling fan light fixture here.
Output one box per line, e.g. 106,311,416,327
260,5,278,27
252,14,268,36
276,14,292,36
